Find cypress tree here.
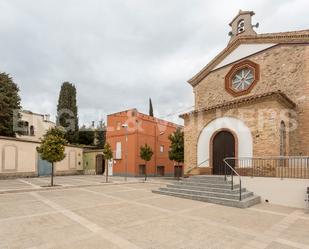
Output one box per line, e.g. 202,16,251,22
56,82,79,143
0,73,21,137
149,98,154,117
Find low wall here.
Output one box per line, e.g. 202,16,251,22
242,176,309,209
0,136,83,178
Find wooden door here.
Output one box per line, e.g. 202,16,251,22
96,155,105,175
212,131,235,175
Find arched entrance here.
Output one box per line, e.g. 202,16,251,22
96,154,105,175
212,130,236,175
197,117,252,168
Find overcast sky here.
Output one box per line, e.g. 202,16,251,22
0,0,308,126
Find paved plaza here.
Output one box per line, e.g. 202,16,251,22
0,176,308,249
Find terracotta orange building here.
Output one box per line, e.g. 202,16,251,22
106,109,182,177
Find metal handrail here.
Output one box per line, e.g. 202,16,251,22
227,156,309,179
223,157,242,201
228,156,309,160
186,159,209,175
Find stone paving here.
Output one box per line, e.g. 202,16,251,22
0,177,308,249
0,175,172,194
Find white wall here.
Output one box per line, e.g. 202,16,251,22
17,111,55,142
213,43,277,70
197,117,253,166
0,137,83,176
242,176,309,209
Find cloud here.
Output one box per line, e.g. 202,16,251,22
0,0,308,126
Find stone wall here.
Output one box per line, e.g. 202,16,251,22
183,98,290,174
190,44,309,165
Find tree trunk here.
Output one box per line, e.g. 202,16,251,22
177,161,180,181
144,161,147,181
51,162,54,186
106,160,109,183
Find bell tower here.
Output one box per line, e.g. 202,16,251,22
228,10,259,42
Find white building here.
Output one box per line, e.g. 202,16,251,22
17,110,55,142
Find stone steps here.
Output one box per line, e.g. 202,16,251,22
159,187,253,200
152,189,261,208
166,184,247,194
152,175,261,208
175,181,240,189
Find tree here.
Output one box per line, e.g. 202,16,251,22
78,128,95,145
168,128,184,180
0,73,21,137
149,98,154,117
56,82,79,144
37,128,67,186
96,127,106,149
103,142,113,183
140,144,153,181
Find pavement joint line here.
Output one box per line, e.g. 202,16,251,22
275,238,309,249
29,192,142,249
25,233,95,249
82,188,181,214
113,203,214,231
61,176,103,184
249,207,299,217
179,210,260,238
69,201,126,212
17,179,41,189
133,195,164,202
0,180,154,195
0,210,60,223
0,200,126,224
242,210,303,249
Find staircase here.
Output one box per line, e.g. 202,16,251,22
152,175,261,208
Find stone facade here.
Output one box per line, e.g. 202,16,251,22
182,12,309,175
183,96,292,173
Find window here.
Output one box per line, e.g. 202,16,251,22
280,121,287,156
115,142,122,159
30,125,35,136
232,68,254,92
19,121,29,136
160,145,164,153
237,19,245,33
225,60,260,97
116,122,121,131
279,121,287,167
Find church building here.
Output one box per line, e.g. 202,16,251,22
181,10,309,176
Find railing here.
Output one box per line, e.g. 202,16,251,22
186,159,209,175
224,156,309,179
223,158,242,201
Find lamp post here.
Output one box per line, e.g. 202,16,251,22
122,123,128,181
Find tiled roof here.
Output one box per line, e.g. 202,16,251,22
179,91,296,118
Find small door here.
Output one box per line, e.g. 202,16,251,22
212,130,235,175
157,166,165,176
38,155,52,176
96,155,105,175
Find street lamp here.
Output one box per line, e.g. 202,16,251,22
122,123,128,181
